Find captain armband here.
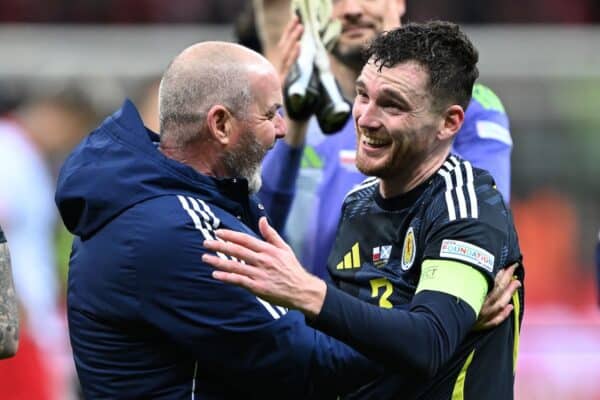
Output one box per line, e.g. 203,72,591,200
415,259,488,316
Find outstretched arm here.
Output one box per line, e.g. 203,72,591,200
0,242,19,359
204,217,520,374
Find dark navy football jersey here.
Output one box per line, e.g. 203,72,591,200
0,226,5,244
328,155,524,399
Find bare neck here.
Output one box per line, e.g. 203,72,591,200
159,140,224,178
379,148,450,199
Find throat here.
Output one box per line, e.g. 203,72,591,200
380,153,448,198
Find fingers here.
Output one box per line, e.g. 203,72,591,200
489,262,519,303
494,263,520,301
476,263,521,330
203,238,261,265
495,279,521,311
478,304,514,330
277,16,303,81
203,253,263,292
208,228,271,254
259,217,289,249
278,15,303,51
203,253,249,274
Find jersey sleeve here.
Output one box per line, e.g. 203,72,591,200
311,283,476,379
425,162,521,287
258,140,304,232
0,226,5,243
454,83,512,204
423,218,506,287
133,198,378,398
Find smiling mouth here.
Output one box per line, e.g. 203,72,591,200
362,136,390,148
342,24,374,34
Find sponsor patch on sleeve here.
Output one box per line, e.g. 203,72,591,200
440,239,495,272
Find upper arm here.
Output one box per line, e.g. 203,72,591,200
423,182,518,303
132,196,376,396
0,240,19,358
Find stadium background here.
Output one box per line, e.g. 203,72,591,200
0,0,598,398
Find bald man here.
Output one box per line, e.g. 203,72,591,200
56,42,378,399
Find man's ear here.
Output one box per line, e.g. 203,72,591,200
438,104,464,141
206,105,234,145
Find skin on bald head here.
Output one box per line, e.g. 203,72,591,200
158,41,275,147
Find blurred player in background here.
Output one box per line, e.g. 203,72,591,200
255,0,513,279
0,88,96,399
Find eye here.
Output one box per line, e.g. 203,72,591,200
383,104,402,114
266,106,284,120
355,90,368,102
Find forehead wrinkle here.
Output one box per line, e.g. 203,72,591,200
361,61,431,105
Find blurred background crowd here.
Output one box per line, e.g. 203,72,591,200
0,1,598,399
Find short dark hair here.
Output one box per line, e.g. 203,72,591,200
364,21,479,110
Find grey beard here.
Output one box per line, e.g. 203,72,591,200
221,132,266,195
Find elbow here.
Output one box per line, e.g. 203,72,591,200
0,323,19,359
0,338,19,359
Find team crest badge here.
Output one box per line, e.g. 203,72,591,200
372,245,392,267
401,227,416,271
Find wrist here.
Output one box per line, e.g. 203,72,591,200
283,117,309,148
295,274,327,319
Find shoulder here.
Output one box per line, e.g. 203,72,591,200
343,177,379,204
121,194,228,259
0,227,4,244
423,158,518,276
431,156,504,225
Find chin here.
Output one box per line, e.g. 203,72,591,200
356,159,385,178
332,43,364,67
247,171,262,195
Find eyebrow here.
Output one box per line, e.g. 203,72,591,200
355,79,410,104
380,87,408,103
266,103,281,114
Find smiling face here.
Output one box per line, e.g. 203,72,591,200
353,60,443,181
223,67,286,193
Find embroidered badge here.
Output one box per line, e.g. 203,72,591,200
401,227,416,271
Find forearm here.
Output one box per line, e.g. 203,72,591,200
0,243,19,358
284,117,310,147
309,286,475,378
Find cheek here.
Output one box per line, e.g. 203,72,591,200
352,101,362,119
363,2,386,21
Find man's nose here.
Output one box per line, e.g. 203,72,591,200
275,114,286,140
339,0,363,20
355,101,381,130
